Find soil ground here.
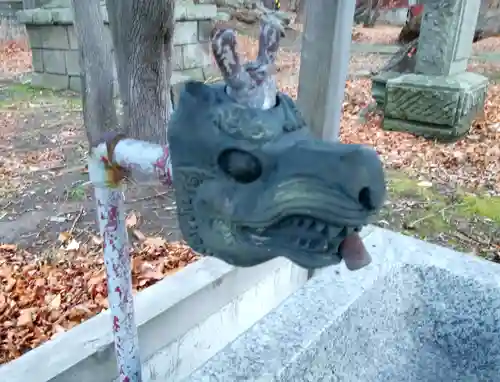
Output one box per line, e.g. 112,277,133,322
0,84,182,255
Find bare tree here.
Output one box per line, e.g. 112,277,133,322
106,0,175,145
354,0,381,27
295,0,305,23
71,0,118,145
21,0,37,9
262,0,276,9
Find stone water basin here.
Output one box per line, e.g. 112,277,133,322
185,227,500,382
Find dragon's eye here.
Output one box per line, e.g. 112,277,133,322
218,148,262,184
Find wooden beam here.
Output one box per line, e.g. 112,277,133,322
297,0,356,141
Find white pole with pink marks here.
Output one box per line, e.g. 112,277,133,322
88,139,171,382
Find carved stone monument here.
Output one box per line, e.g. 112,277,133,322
379,0,489,140
168,22,387,270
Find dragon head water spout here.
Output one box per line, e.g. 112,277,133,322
167,20,386,270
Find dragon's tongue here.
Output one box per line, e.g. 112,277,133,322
339,232,372,271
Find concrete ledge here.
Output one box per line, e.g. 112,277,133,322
0,257,307,381
17,3,217,25
188,226,500,381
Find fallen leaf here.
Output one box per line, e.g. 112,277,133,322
417,181,433,188
91,235,103,245
49,216,67,223
64,239,80,252
17,308,36,327
0,265,12,278
125,211,138,228
0,244,16,251
132,229,146,242
58,231,71,243
49,294,61,310
5,277,16,292
143,237,166,248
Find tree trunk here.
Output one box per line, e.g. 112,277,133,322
70,0,118,146
262,0,275,9
295,0,305,23
22,0,37,9
106,0,174,145
363,0,381,27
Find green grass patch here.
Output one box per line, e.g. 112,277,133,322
64,184,86,201
0,83,81,109
382,170,499,258
457,194,500,224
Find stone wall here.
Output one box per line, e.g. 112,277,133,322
0,0,22,17
377,7,409,26
16,1,219,91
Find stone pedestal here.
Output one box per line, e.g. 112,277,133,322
379,0,488,140
383,72,488,140
371,71,402,108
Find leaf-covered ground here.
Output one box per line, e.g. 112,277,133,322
1,25,500,364
0,39,198,363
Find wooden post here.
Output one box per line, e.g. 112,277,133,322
296,1,356,278
22,0,37,9
297,0,356,141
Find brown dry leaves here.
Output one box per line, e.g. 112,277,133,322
2,30,500,364
341,79,500,193
0,227,198,364
351,25,401,44
0,40,32,79
473,36,500,53
239,29,500,194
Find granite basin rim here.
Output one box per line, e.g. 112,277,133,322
187,227,500,381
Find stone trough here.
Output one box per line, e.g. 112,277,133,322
187,226,500,381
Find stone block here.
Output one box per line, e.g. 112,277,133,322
214,10,232,22
382,118,470,141
173,45,183,70
383,72,488,139
203,65,220,81
40,26,70,49
69,76,82,93
175,4,217,21
31,72,69,90
170,71,191,107
174,21,198,45
171,71,191,86
67,26,79,50
26,26,43,49
182,43,211,70
180,68,204,81
65,50,80,76
198,20,213,42
31,49,44,72
188,227,500,381
51,8,73,24
371,71,402,108
42,0,71,8
42,50,67,75
16,9,35,24
32,9,53,24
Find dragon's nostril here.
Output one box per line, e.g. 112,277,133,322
358,187,374,211
218,148,262,184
